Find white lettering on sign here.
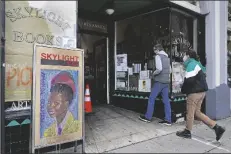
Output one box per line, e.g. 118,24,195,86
5,100,30,112
5,7,71,31
12,31,63,46
78,18,107,33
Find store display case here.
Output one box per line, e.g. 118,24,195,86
111,8,196,122
228,51,231,87
227,32,231,87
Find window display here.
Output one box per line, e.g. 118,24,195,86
227,31,231,87
228,51,231,87
227,2,231,87
229,1,231,22
115,9,170,92
115,9,194,95
170,11,194,94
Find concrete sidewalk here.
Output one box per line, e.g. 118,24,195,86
59,105,231,153
84,105,187,153
83,105,231,153
107,116,231,153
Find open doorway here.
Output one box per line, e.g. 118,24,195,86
78,33,108,105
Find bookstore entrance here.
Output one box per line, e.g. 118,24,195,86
77,31,109,105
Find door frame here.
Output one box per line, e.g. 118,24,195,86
106,37,109,105
78,32,110,105
92,37,110,105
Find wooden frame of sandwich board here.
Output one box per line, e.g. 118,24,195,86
30,44,85,153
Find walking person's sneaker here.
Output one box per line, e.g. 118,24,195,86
176,129,192,139
159,120,172,126
139,115,151,123
213,124,226,141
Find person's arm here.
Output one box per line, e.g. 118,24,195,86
153,55,162,75
184,64,201,84
181,63,201,94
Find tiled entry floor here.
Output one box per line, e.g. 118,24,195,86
85,105,188,153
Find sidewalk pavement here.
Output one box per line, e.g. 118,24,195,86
58,105,231,153
107,116,231,153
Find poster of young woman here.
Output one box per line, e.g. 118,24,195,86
31,44,84,151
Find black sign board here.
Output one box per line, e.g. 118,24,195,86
78,18,108,33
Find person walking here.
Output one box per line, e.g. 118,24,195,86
176,49,225,141
139,44,172,126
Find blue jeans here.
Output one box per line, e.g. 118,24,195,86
145,82,172,122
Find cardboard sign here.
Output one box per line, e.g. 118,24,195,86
32,45,84,150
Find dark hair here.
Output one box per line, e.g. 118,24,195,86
50,83,73,106
186,49,199,61
154,44,164,51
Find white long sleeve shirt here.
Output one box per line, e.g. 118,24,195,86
153,50,172,76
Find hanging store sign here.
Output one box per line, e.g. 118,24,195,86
5,1,77,102
78,18,108,33
32,45,84,151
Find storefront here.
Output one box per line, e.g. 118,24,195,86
109,0,231,123
111,3,205,122
1,0,231,153
0,0,206,153
77,1,202,122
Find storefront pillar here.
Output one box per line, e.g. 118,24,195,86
205,1,231,119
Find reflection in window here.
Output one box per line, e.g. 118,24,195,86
171,11,194,94
187,1,197,5
228,1,231,22
115,9,170,91
115,9,195,94
227,31,231,87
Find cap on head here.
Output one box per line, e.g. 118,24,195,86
51,71,76,96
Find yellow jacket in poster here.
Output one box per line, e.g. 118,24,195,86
43,111,80,138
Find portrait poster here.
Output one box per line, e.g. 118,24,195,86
32,44,84,150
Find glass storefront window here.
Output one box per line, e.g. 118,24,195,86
187,1,197,5
171,11,194,94
228,1,231,87
227,31,231,87
115,9,170,92
228,1,231,22
115,8,195,94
